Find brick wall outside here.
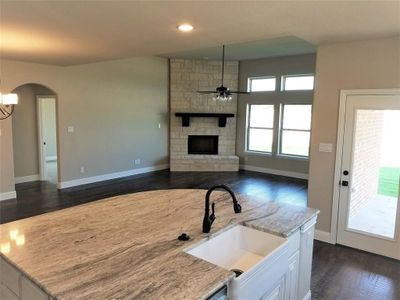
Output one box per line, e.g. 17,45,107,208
349,109,384,218
169,59,239,171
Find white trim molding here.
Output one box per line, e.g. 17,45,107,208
240,164,308,180
46,156,57,162
15,174,40,184
0,191,17,201
58,164,169,189
314,229,335,244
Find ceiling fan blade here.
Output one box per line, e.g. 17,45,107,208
230,91,250,94
197,91,217,94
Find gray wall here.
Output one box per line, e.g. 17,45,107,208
1,56,169,193
236,54,316,176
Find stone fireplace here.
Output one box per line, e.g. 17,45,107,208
169,59,239,171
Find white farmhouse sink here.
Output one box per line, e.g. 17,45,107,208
185,225,289,300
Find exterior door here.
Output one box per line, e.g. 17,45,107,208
337,93,400,259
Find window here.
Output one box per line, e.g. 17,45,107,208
248,77,276,92
280,105,312,157
247,105,274,153
282,75,314,91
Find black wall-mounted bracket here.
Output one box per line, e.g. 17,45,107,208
175,113,235,127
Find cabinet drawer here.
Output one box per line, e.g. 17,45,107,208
0,257,21,297
21,276,48,300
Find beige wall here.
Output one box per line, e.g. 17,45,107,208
0,120,15,196
308,37,400,232
237,54,316,175
12,84,40,178
0,56,169,193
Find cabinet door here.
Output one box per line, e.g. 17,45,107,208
261,277,285,300
285,250,300,300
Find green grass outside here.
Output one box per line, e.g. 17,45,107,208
378,167,400,197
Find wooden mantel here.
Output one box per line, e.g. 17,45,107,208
175,112,235,127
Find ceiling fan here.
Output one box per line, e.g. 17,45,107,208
197,45,249,101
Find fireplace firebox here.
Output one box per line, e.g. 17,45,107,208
188,135,218,155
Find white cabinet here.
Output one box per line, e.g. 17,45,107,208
298,217,317,300
282,216,316,300
261,277,285,300
285,250,300,300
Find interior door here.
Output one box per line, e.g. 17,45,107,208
337,93,400,259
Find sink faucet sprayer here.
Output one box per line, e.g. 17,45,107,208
203,185,241,233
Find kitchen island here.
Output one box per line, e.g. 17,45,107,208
0,189,318,300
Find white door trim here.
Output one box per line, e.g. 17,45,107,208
36,95,58,183
331,88,400,244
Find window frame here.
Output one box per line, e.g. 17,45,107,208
247,76,277,93
246,104,274,154
278,104,312,159
281,74,315,91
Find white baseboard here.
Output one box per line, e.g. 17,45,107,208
314,229,335,244
58,164,169,189
0,191,17,201
46,156,57,162
15,174,40,184
239,164,308,180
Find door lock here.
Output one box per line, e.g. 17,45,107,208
341,180,349,186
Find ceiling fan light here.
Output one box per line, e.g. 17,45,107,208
2,93,18,105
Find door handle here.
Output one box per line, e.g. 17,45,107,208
341,180,349,187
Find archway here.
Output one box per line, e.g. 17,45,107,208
11,83,59,186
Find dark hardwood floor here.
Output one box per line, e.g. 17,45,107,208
0,169,307,224
1,169,399,300
312,241,400,300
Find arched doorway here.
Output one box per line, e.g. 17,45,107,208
11,83,59,186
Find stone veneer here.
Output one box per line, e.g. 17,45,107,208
169,59,239,171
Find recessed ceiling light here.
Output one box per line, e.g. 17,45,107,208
177,24,194,32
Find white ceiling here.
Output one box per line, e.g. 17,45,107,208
1,1,399,66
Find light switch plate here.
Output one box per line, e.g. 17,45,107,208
67,126,74,133
319,143,333,153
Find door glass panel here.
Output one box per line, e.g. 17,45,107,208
347,109,400,239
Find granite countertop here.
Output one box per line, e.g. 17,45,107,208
0,189,319,300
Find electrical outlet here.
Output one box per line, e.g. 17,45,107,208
158,123,161,129
134,159,141,165
80,166,85,173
